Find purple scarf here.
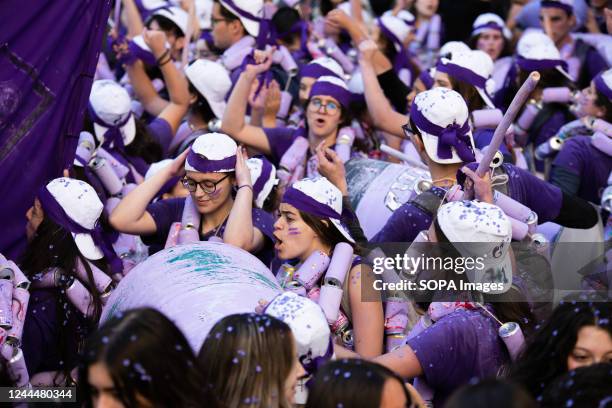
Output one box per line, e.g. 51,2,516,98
88,103,132,152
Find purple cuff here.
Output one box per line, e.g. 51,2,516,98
309,82,351,109
300,64,341,80
283,186,342,220
186,150,237,173
516,56,568,72
594,72,612,100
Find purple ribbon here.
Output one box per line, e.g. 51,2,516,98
419,69,434,89
516,56,569,72
283,186,342,220
410,105,475,162
252,156,273,199
127,39,158,66
436,60,487,89
37,186,123,275
302,338,334,380
541,0,573,15
88,103,132,152
594,72,612,100
300,63,340,80
186,150,236,173
472,21,504,35
309,81,351,109
221,0,271,49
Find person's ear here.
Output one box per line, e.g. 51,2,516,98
189,92,198,105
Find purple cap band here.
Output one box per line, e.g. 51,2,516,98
37,186,123,274
594,72,612,100
186,150,237,173
410,105,475,162
541,0,573,14
377,18,402,50
436,60,487,89
419,69,434,89
252,157,273,198
221,0,273,49
283,186,342,220
88,103,132,151
300,64,341,80
472,21,504,35
516,56,569,72
309,82,351,109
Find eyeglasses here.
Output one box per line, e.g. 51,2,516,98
308,98,340,115
211,17,229,26
182,174,230,194
401,123,415,139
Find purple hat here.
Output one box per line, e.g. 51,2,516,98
516,31,572,81
300,57,344,80
541,0,574,15
471,13,512,40
594,69,612,100
185,133,237,173
308,76,351,109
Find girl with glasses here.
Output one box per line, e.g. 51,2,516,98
108,132,275,263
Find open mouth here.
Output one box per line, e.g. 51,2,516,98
274,234,284,250
314,117,326,127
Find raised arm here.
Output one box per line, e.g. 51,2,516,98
221,51,274,154
359,42,406,137
126,29,189,133
122,0,145,39
223,147,266,252
109,149,189,234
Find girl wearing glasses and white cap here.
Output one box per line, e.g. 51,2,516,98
109,132,275,262
20,178,120,385
273,176,384,358
222,50,356,183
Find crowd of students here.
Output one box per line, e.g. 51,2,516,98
1,0,612,406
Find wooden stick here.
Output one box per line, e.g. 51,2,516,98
476,71,540,177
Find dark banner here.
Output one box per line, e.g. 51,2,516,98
0,0,111,258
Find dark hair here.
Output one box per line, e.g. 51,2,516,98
198,313,294,408
594,84,612,123
78,308,211,408
448,75,486,112
299,211,361,255
540,363,612,408
305,358,412,408
445,379,537,408
517,67,574,92
320,0,336,16
272,7,302,47
20,215,109,385
83,115,163,164
508,301,612,400
468,33,514,60
146,14,184,38
187,80,216,123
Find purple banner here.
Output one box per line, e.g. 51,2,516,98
0,0,112,258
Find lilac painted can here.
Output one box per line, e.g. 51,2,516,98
101,242,282,351
498,321,525,361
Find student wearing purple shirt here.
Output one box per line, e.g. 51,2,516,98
109,133,275,263
20,178,120,383
551,70,612,203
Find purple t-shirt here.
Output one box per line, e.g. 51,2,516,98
263,127,300,167
143,197,275,263
552,136,612,203
406,308,508,407
147,117,173,157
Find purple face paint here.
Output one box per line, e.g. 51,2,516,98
288,227,301,235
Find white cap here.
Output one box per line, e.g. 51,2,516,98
185,59,231,119
185,132,237,173
301,57,345,79
45,178,105,260
516,31,572,80
151,6,189,37
138,0,168,11
289,177,354,243
89,80,136,147
145,159,174,180
438,50,496,109
383,9,416,27
437,200,513,294
246,156,278,209
411,87,476,164
265,292,331,363
377,15,411,52
471,13,511,40
219,0,263,37
439,41,471,59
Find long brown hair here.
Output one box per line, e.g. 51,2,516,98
299,211,362,256
198,313,294,408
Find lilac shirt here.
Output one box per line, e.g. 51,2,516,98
143,197,275,264
552,136,612,203
406,308,508,407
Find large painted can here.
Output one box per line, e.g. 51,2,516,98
101,242,282,351
345,158,431,239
